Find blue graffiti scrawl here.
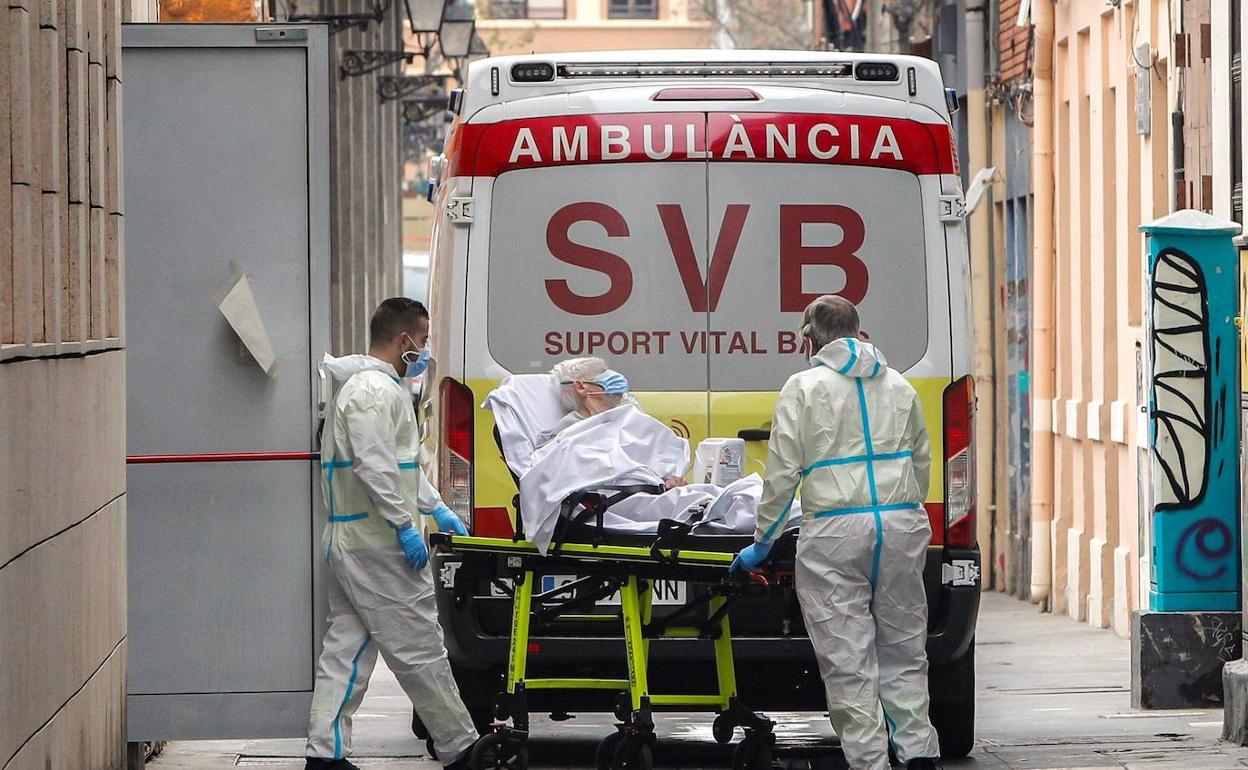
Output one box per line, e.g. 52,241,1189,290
1142,211,1241,612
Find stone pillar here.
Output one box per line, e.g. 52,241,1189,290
325,0,406,354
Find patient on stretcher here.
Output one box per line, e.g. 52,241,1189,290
483,361,800,553
536,357,686,490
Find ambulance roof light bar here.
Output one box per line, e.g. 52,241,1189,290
556,61,855,79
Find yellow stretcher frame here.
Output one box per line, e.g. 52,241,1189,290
431,533,778,770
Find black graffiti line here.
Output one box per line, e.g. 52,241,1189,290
1153,380,1208,429
1154,323,1207,336
1154,280,1201,293
1154,335,1208,370
1157,414,1194,501
1161,253,1201,283
1160,257,1200,285
1153,293,1204,324
1153,292,1205,322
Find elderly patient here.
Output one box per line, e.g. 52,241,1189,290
538,356,686,491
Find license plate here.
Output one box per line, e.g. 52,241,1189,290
490,575,688,606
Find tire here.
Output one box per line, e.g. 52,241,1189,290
596,732,625,770
712,714,735,745
610,736,653,770
929,640,975,759
470,732,530,770
731,737,772,770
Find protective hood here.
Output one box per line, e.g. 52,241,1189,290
320,353,398,382
811,338,888,379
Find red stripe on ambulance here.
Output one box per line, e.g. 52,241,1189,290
447,112,957,178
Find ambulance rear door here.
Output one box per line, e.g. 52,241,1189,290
474,102,715,452
701,94,954,484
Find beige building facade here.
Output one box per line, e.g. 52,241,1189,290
1,0,153,764
1016,0,1173,636
476,0,711,56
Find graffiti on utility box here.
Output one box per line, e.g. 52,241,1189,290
1141,211,1242,612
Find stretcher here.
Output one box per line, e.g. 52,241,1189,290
432,501,794,770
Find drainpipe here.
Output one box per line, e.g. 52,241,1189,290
965,0,995,577
1029,0,1055,605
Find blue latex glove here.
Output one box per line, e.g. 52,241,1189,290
730,540,773,573
431,504,469,536
395,523,428,569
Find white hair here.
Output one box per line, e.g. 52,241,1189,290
550,356,608,383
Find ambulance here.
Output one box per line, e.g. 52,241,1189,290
423,50,981,758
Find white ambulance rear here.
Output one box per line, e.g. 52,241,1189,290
425,51,980,759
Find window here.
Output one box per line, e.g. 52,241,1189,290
608,0,658,19
486,0,565,18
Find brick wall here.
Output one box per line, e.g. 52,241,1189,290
998,0,1029,81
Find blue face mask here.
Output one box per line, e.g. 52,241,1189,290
403,347,431,378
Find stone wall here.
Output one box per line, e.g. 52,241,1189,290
0,0,148,761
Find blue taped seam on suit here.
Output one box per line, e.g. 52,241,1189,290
854,378,884,588
329,512,369,522
813,502,917,518
838,338,860,374
804,450,913,476
332,634,372,760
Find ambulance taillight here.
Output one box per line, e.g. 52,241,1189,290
439,378,475,530
943,375,976,549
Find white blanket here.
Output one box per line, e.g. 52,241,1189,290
483,376,801,553
519,404,687,551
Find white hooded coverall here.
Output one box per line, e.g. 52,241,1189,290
753,339,940,769
307,355,477,764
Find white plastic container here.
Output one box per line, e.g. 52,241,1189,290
694,438,746,486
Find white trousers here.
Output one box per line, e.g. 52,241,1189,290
306,545,477,764
795,507,940,769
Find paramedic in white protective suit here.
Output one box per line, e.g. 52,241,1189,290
306,298,477,770
731,295,942,770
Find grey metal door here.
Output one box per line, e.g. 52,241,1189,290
122,24,330,740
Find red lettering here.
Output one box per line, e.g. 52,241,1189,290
545,331,563,355
545,203,633,315
658,204,749,312
779,204,868,311
608,331,630,355
778,330,799,354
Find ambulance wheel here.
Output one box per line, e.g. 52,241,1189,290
610,737,652,770
595,731,625,770
731,736,773,770
470,732,529,770
712,714,735,745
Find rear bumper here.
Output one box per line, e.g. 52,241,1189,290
433,546,980,711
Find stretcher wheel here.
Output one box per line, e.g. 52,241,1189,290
610,737,652,770
470,732,529,770
712,714,735,745
731,736,772,770
595,731,625,770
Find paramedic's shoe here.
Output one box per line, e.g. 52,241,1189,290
906,759,942,770
305,759,361,770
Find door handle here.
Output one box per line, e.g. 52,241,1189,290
738,429,771,442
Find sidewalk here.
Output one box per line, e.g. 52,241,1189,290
149,592,1248,769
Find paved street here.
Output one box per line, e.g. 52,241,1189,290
147,592,1248,770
